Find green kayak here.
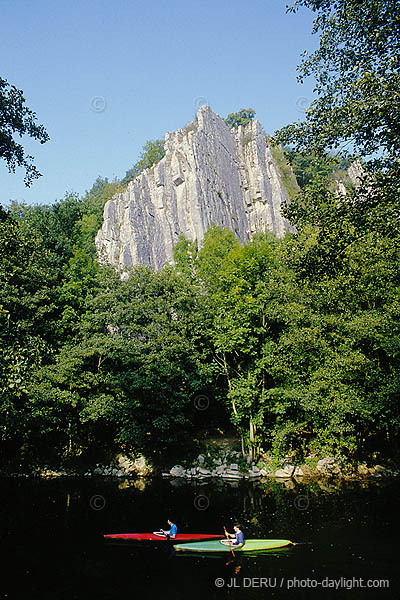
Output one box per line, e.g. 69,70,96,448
173,539,293,552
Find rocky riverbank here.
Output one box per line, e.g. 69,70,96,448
4,454,152,479
4,451,399,480
164,452,399,481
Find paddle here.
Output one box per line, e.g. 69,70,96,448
223,525,235,558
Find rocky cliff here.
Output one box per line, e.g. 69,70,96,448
95,106,294,270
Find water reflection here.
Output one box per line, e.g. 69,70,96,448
1,476,399,599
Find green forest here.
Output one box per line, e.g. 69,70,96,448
1,0,399,472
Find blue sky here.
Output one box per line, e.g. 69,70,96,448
0,0,318,206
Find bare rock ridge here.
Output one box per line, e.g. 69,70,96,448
95,106,294,270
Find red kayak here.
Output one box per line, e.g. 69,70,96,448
104,532,224,541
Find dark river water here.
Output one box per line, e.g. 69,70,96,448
1,476,399,599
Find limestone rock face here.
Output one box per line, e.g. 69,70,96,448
96,106,294,270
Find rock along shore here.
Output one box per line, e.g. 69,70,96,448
4,451,399,480
164,453,399,481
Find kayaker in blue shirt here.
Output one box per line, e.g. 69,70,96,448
161,519,177,540
223,523,245,548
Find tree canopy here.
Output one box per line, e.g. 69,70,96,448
276,0,400,171
122,139,165,186
0,77,49,185
225,108,256,129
